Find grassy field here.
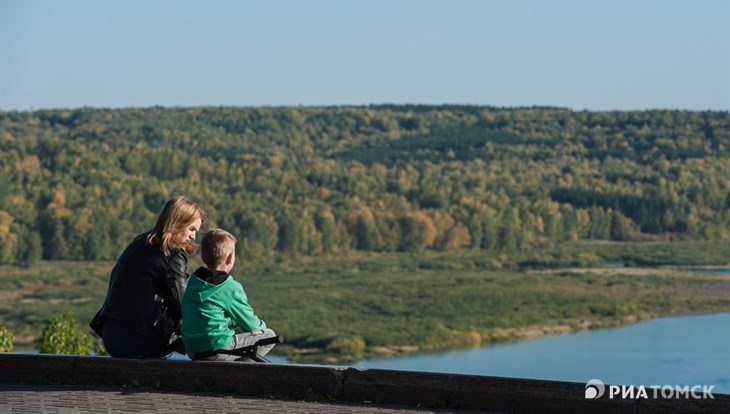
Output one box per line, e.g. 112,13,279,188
0,241,728,363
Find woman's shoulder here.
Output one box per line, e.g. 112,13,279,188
127,237,186,262
119,235,153,257
168,246,189,259
135,235,187,257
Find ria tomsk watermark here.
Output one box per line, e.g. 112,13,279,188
585,379,715,399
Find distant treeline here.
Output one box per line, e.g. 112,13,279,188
0,105,728,264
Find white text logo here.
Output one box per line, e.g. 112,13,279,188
585,379,715,400
585,379,605,399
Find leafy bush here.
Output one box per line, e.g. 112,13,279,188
325,336,366,356
92,338,108,356
0,325,14,352
423,321,482,352
39,312,95,355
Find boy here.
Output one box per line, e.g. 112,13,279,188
182,228,276,361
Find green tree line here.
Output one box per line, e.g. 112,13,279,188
0,105,728,264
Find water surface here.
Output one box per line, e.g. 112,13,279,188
354,313,730,394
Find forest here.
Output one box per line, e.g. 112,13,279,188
0,105,729,265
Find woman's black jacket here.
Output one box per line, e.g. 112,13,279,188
90,236,189,346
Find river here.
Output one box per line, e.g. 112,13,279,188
353,312,730,394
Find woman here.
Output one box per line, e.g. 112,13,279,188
90,195,205,358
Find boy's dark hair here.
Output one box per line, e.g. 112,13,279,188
200,229,237,267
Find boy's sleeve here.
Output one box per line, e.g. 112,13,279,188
228,281,266,332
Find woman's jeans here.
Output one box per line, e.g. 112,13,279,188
102,318,176,359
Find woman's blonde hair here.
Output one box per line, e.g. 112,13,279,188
146,195,206,255
201,229,237,267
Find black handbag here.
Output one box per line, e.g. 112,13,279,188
150,294,179,346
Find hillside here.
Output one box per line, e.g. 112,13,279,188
0,105,729,264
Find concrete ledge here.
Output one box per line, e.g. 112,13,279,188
342,367,641,413
0,354,344,398
1,354,727,413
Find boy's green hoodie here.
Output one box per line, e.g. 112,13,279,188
181,267,266,354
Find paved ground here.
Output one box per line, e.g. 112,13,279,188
0,383,481,414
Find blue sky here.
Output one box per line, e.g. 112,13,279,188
1,0,728,111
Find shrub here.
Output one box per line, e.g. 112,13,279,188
325,336,366,356
423,321,482,352
92,338,108,356
0,325,14,352
39,312,95,355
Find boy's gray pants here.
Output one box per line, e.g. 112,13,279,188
189,328,277,361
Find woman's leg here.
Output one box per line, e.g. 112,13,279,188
102,318,172,358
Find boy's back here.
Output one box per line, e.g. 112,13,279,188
181,229,275,361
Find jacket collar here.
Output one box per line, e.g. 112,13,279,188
193,267,229,285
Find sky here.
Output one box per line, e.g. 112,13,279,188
1,0,728,112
